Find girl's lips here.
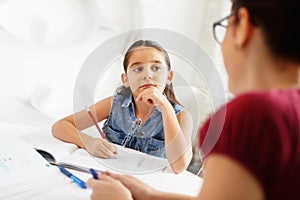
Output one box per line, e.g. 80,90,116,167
140,84,155,89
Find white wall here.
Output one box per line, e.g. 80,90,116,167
0,0,229,122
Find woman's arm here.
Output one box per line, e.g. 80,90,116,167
87,172,196,200
197,154,265,200
51,96,117,157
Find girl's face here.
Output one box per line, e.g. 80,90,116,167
122,47,173,96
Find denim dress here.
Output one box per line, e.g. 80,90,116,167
102,93,183,158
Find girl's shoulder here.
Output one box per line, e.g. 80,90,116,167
114,86,132,97
113,87,131,100
172,103,184,115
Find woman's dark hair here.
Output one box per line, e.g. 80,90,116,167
117,40,181,106
231,0,300,64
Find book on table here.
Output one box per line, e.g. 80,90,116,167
21,129,170,174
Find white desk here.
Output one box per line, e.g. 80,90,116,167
0,95,203,199
28,168,202,200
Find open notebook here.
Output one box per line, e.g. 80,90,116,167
0,139,69,200
21,129,170,174
61,146,170,174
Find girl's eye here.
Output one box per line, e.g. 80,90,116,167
133,66,143,72
152,65,161,71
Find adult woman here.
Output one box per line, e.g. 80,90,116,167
87,0,300,199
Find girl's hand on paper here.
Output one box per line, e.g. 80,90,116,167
84,137,117,158
87,173,133,200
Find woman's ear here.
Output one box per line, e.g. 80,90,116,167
235,7,253,48
121,73,129,87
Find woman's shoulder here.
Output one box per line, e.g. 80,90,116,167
227,89,299,114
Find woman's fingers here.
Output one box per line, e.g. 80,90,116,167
87,175,133,200
87,178,100,189
107,173,137,187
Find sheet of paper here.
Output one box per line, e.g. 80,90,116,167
58,148,108,172
60,146,169,174
94,146,170,174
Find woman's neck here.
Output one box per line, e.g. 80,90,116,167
235,40,300,94
249,61,299,91
234,28,300,94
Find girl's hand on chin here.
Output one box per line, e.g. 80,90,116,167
136,87,166,107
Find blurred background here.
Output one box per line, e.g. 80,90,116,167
0,0,230,118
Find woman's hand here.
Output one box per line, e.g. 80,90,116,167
105,172,156,200
87,174,133,200
81,135,117,158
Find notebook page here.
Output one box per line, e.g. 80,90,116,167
94,146,170,174
0,139,68,199
60,146,169,174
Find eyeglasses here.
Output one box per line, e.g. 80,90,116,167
213,13,235,44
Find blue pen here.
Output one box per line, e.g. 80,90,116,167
58,165,87,189
90,168,98,179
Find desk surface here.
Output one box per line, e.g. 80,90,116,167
30,168,202,200
1,124,202,199
0,95,203,199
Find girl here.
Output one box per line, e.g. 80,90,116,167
52,40,193,173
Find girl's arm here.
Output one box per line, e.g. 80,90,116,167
159,97,193,173
136,87,193,173
51,96,117,158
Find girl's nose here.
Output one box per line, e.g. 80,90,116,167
143,74,152,80
143,67,153,80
